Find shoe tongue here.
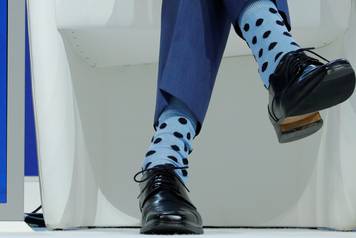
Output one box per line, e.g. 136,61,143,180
298,65,317,82
152,163,176,170
145,164,177,176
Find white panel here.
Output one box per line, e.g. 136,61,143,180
0,0,25,221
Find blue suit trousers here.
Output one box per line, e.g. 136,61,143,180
154,0,290,134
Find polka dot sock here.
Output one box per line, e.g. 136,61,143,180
142,97,197,184
239,0,303,87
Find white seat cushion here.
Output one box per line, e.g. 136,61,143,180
55,0,351,67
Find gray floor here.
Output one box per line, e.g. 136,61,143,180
2,228,356,238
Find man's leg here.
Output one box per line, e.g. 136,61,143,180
223,0,356,143
154,0,232,134
225,0,296,87
135,0,231,234
144,0,231,181
223,0,291,43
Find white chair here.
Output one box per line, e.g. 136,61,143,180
27,0,356,230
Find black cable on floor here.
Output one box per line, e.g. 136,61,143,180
24,205,46,228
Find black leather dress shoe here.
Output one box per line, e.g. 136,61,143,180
133,164,203,234
268,48,356,143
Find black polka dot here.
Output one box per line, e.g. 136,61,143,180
171,145,180,152
145,162,152,169
153,138,162,144
145,150,156,157
243,23,250,32
182,158,189,165
252,36,257,45
275,52,283,62
159,123,167,129
258,49,263,58
150,136,154,142
182,170,188,176
276,20,284,26
188,149,193,155
291,42,299,47
262,62,268,72
269,8,278,14
256,18,264,26
184,144,188,152
263,31,271,39
173,132,183,139
167,155,178,162
154,121,159,130
178,117,187,125
268,42,278,51
283,31,292,37
187,133,191,140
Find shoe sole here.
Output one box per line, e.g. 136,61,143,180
270,61,355,143
140,220,203,234
270,112,324,143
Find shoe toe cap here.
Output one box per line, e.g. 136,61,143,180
144,208,202,225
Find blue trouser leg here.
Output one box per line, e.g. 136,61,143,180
154,0,231,135
154,0,291,135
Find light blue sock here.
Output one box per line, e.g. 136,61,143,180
143,97,197,183
239,0,314,88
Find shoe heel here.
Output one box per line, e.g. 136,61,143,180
270,112,324,143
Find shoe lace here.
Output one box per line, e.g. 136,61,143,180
280,47,330,87
133,165,190,199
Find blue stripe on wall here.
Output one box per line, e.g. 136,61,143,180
25,8,38,177
0,0,8,203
